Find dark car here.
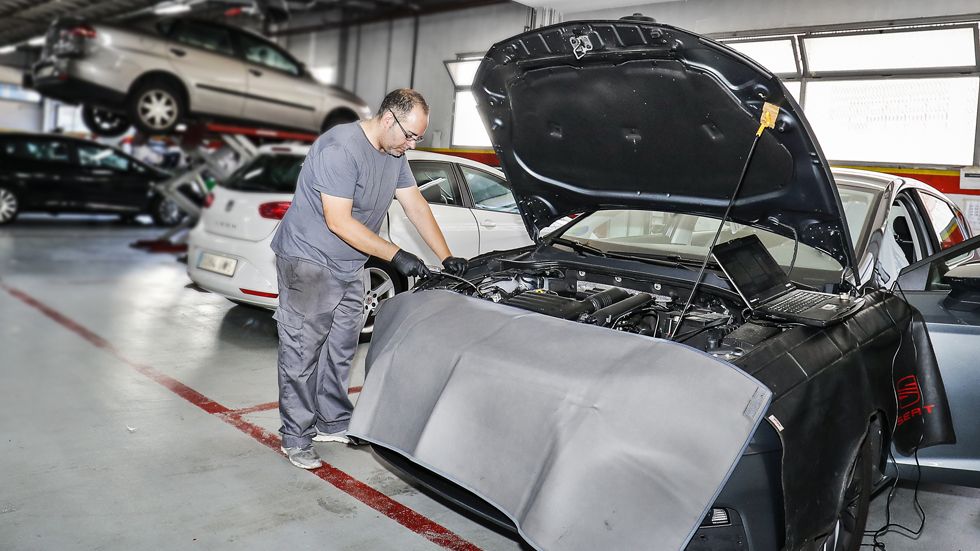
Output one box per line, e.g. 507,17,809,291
346,18,974,551
0,132,179,225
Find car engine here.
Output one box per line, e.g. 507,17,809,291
421,261,784,361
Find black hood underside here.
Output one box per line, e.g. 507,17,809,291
473,20,857,273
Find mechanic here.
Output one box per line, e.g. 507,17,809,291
270,88,468,469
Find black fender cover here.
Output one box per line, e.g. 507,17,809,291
734,291,954,549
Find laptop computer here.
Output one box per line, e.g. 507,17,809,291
712,235,864,327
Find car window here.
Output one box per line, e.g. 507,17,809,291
222,153,304,193
460,166,517,213
917,191,969,250
77,144,130,171
0,138,70,164
171,20,235,56
238,32,300,75
410,162,461,206
887,198,926,265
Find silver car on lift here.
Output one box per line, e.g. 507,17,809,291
28,16,371,136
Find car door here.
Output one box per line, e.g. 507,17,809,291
74,143,148,211
235,31,319,131
3,137,74,209
457,164,533,253
387,161,479,266
893,235,980,487
165,19,245,120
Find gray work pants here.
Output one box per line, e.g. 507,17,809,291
274,255,364,448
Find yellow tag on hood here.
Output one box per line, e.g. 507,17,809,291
756,102,780,136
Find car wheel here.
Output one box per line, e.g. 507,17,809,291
129,80,184,135
821,427,873,551
321,109,360,133
0,186,19,225
360,259,405,342
81,105,131,137
149,195,184,226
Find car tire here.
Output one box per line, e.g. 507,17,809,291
321,109,360,133
360,258,405,342
81,105,131,137
0,186,19,225
129,79,185,135
821,426,873,551
149,195,184,226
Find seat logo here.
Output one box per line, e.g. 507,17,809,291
225,200,235,212
896,375,920,409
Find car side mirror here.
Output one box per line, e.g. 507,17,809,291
896,234,980,292
941,262,980,311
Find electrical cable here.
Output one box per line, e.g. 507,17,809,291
860,276,926,550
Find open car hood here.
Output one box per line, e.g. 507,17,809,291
473,19,858,273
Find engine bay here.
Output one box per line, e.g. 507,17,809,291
421,261,784,361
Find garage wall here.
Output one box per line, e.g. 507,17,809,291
0,65,42,132
282,2,529,148
567,0,980,34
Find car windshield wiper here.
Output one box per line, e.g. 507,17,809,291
548,237,692,270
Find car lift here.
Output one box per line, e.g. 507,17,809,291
130,122,317,253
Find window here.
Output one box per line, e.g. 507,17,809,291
803,28,976,73
725,38,798,75
78,144,130,171
460,166,517,213
238,33,300,75
172,21,234,56
719,23,980,166
223,154,304,193
1,138,70,163
445,57,492,147
805,77,979,165
410,162,460,206
918,191,968,250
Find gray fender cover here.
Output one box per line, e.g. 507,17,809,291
349,290,772,551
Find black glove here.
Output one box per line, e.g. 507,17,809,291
391,249,431,278
441,256,468,276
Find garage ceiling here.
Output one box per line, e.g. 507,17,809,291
0,0,509,48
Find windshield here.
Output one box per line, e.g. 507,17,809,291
221,154,304,193
558,190,877,284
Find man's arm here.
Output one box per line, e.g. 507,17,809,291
321,193,400,261
394,185,452,261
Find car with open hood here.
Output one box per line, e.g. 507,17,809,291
346,18,979,551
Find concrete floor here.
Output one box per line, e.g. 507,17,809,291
1,217,978,550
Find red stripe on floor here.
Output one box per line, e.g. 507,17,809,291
2,282,483,551
2,284,228,414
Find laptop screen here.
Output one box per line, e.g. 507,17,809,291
712,235,793,305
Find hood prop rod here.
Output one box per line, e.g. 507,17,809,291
668,103,780,340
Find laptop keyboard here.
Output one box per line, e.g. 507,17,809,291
767,291,827,314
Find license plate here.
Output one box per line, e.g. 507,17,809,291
197,252,237,276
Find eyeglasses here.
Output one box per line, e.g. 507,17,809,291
389,109,424,144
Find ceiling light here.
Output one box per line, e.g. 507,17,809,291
154,2,191,15
27,36,45,46
0,45,16,55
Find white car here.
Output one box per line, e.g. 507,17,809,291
187,144,532,337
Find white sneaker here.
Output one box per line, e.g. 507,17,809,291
313,430,350,444
280,445,322,470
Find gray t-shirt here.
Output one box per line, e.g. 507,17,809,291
271,122,415,271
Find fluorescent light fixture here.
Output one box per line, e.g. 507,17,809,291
28,36,45,46
0,45,16,54
153,2,191,15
